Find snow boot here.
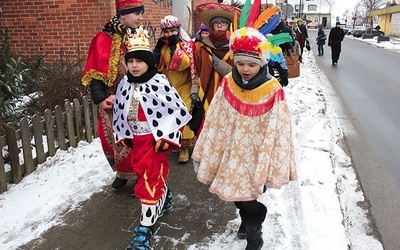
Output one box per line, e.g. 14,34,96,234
112,177,127,190
237,221,246,240
178,147,189,163
245,225,263,250
126,225,153,250
240,202,267,250
159,190,173,217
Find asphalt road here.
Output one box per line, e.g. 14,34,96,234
310,30,400,250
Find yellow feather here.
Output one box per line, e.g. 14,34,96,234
253,6,278,29
269,45,282,55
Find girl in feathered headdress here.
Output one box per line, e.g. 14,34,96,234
192,2,297,248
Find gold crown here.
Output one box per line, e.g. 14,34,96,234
124,26,151,53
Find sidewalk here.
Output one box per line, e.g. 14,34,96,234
21,152,235,250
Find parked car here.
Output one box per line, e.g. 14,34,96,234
353,28,384,38
347,26,365,35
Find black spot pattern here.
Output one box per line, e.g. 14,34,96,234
157,130,163,137
152,85,158,92
156,111,162,119
147,108,153,115
153,120,159,127
168,108,173,114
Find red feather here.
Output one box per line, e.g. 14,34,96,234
246,0,261,27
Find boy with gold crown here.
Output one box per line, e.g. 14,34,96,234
113,27,191,250
192,1,297,249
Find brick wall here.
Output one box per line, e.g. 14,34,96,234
0,0,172,62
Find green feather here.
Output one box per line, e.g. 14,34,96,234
239,0,251,28
268,33,293,46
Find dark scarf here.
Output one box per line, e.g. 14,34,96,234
209,30,229,48
232,66,271,90
127,67,158,83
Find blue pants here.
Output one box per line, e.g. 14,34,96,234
318,44,324,55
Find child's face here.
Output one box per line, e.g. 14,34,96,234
236,60,261,81
163,28,179,38
201,31,209,39
120,11,144,29
126,58,149,77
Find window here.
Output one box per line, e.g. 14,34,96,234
308,4,317,11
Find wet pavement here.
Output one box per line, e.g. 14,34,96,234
21,150,237,250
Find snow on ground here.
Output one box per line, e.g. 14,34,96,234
2,35,398,249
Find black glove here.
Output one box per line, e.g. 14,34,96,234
280,76,289,87
190,93,199,102
167,34,179,47
155,37,166,50
154,140,169,153
118,139,132,148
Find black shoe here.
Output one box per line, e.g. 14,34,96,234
237,222,246,240
159,191,173,217
112,177,128,190
129,179,138,197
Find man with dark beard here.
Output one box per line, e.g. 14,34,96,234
192,2,241,135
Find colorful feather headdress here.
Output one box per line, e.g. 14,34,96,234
230,0,293,65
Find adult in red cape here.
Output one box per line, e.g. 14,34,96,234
82,0,144,191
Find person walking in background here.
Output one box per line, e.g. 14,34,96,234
292,21,306,63
82,0,145,191
297,19,308,40
153,15,197,163
316,24,326,56
328,22,345,65
192,26,297,250
269,7,292,87
114,27,191,250
193,2,241,134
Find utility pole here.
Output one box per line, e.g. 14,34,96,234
299,0,302,19
318,0,321,24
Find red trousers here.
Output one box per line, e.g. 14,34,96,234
128,134,171,205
